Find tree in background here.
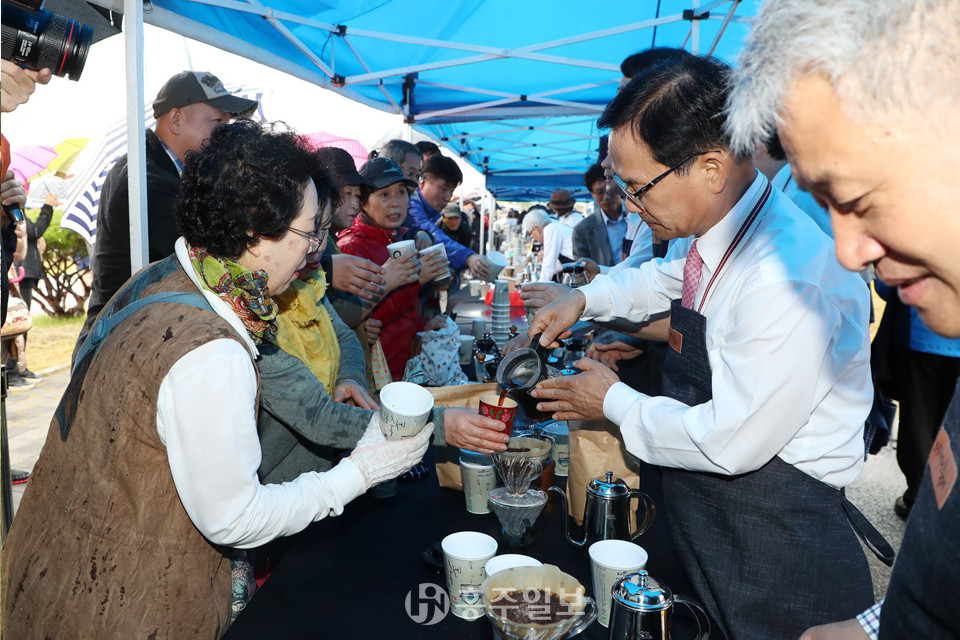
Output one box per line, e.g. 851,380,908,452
32,207,91,317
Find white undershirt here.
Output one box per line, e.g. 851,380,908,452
581,173,872,489
539,221,575,282
153,238,366,548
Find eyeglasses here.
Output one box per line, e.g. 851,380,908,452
287,226,328,253
612,151,714,209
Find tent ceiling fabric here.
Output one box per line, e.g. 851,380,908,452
97,0,758,193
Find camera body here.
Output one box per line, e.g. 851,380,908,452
1,0,92,81
3,204,26,228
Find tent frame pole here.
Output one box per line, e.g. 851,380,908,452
124,0,147,275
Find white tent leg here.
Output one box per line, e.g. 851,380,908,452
124,0,148,274
486,190,495,255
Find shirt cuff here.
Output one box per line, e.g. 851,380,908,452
603,381,645,425
325,458,367,506
599,265,610,275
856,600,882,640
578,277,610,319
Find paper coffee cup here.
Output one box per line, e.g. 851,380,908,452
386,239,417,259
460,459,497,514
459,335,476,365
378,381,434,440
442,531,498,620
483,251,508,282
419,243,451,281
542,422,570,477
589,540,648,627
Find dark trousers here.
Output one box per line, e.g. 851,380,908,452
18,277,37,311
893,346,960,505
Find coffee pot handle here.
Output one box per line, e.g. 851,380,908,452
629,489,656,539
674,595,711,640
529,332,564,358
565,596,597,637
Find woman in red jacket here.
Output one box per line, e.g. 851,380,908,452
337,157,447,380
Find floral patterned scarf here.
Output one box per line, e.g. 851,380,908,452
187,243,278,344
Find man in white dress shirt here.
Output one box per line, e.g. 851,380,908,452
529,55,875,639
522,207,575,283
726,1,960,638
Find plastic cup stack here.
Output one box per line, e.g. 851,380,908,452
490,279,511,346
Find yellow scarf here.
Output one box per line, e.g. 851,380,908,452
272,269,341,391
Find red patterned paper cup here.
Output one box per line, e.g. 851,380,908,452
479,394,518,429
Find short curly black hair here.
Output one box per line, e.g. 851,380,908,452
176,120,326,258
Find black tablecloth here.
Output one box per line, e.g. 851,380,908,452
224,455,698,639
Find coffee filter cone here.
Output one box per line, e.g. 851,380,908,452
492,437,552,495
481,565,587,638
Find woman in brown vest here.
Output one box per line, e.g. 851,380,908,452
1,120,434,639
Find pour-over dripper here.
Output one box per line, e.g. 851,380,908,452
489,487,548,546
481,565,597,640
491,436,552,495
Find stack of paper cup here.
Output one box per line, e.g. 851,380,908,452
490,279,511,346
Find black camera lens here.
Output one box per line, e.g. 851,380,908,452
1,5,93,81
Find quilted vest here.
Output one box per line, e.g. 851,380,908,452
2,257,257,639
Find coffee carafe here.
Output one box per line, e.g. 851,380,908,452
496,333,564,421
549,472,655,548
608,570,710,640
561,262,589,288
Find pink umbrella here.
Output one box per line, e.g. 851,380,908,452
302,132,368,169
8,145,57,192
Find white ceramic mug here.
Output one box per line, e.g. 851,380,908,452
378,381,434,440
459,459,497,514
386,239,417,260
442,531,498,620
589,539,648,627
419,243,451,281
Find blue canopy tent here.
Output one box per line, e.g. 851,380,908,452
93,0,760,262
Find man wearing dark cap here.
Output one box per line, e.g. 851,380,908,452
436,203,473,249
73,71,257,358
548,188,583,228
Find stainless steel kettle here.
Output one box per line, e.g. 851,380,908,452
608,570,710,640
549,471,655,548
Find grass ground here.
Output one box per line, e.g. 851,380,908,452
23,314,84,372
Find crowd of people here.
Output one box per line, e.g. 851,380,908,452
2,0,959,637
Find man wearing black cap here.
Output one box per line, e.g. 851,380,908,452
73,71,257,358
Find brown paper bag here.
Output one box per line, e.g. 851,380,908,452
566,418,642,526
427,382,499,490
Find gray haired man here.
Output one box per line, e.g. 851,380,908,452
726,1,960,638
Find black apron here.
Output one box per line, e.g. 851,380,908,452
660,184,879,639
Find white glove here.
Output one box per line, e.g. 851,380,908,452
349,418,435,490
355,413,387,449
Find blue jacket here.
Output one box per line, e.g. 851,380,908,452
875,281,960,357
406,189,475,270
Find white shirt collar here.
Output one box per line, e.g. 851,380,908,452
696,170,767,273
174,237,259,357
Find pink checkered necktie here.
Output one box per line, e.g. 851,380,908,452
681,239,704,309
